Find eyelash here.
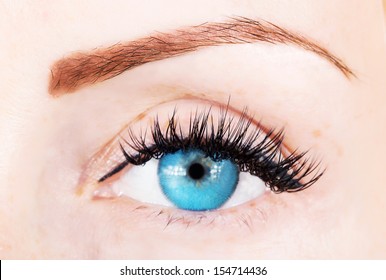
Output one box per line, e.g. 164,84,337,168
97,106,324,193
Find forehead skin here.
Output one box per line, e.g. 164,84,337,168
0,0,385,259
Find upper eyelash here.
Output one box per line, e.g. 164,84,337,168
98,106,324,193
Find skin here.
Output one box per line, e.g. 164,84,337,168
0,0,385,259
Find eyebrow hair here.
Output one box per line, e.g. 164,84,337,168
49,17,354,96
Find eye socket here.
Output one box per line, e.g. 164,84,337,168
81,100,323,213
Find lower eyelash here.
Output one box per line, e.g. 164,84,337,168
130,199,268,231
99,105,324,193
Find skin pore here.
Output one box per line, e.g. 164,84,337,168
0,0,386,259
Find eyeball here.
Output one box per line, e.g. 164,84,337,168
109,148,267,211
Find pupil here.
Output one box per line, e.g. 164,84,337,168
188,163,206,180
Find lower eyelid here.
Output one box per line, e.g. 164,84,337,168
96,192,275,232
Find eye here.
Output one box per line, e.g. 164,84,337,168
81,100,323,213
110,150,266,211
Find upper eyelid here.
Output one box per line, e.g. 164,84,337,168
79,100,323,196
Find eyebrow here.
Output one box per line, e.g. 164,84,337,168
49,17,354,96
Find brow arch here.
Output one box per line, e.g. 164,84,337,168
49,17,355,96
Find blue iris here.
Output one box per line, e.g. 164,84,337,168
157,149,239,211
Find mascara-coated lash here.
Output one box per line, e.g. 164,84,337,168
98,106,324,193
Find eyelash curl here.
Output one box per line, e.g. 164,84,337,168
99,106,324,193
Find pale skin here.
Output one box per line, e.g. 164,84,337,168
0,0,386,259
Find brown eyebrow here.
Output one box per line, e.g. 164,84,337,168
49,17,354,96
